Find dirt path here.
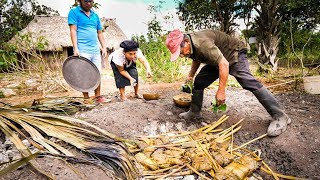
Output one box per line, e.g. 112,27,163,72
1,74,320,179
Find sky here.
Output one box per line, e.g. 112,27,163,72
36,0,184,38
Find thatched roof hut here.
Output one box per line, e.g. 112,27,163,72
8,15,127,70
9,15,127,52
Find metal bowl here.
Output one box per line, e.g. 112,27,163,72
173,93,192,108
143,93,160,100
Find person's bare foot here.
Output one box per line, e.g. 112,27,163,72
120,96,128,101
134,94,143,99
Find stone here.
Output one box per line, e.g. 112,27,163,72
0,153,9,162
183,175,195,180
25,79,37,87
22,139,31,147
6,83,20,88
166,111,173,116
0,88,16,97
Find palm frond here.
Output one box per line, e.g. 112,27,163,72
0,109,139,179
2,97,95,115
0,153,39,176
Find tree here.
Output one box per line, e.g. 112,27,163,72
237,0,255,30
253,0,282,72
146,5,163,40
253,0,320,72
178,0,247,34
0,0,59,45
178,0,217,31
280,0,320,30
177,0,319,73
279,0,320,55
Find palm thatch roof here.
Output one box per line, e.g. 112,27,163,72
101,17,127,50
9,16,127,51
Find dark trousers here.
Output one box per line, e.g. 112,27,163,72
194,53,263,92
110,61,138,88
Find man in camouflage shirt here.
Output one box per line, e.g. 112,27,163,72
166,29,291,137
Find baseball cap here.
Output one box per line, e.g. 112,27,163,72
166,29,184,61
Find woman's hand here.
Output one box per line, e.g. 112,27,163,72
185,76,193,83
130,78,137,87
146,70,153,78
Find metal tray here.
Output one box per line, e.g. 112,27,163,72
62,56,100,92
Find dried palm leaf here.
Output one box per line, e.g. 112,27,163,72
2,97,95,115
0,108,138,179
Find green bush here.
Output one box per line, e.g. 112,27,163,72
0,48,18,72
133,35,189,83
279,30,320,68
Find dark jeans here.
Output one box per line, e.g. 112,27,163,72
194,53,263,92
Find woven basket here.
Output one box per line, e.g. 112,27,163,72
173,93,192,108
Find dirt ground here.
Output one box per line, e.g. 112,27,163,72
1,70,320,180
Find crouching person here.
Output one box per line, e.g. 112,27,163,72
165,29,291,137
108,40,152,101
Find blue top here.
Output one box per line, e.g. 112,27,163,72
68,6,102,54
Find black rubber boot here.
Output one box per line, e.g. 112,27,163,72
253,87,291,136
179,90,203,120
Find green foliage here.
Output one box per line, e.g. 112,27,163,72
178,0,216,31
178,0,252,33
130,2,188,83
211,78,241,88
133,35,188,83
211,99,227,113
0,91,4,98
147,18,163,40
279,29,320,68
182,80,193,94
0,31,50,72
0,46,18,72
0,0,59,46
279,0,320,30
227,78,241,88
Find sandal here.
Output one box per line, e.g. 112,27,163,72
94,96,110,103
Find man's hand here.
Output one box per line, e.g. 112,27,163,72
215,89,226,105
216,56,229,105
73,48,80,56
101,48,107,69
101,48,107,59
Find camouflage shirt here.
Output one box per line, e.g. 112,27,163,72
188,30,248,66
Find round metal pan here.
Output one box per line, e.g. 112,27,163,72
62,56,101,92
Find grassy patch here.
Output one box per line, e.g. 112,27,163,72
0,91,4,98
134,36,189,83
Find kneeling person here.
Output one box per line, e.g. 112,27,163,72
108,40,152,101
